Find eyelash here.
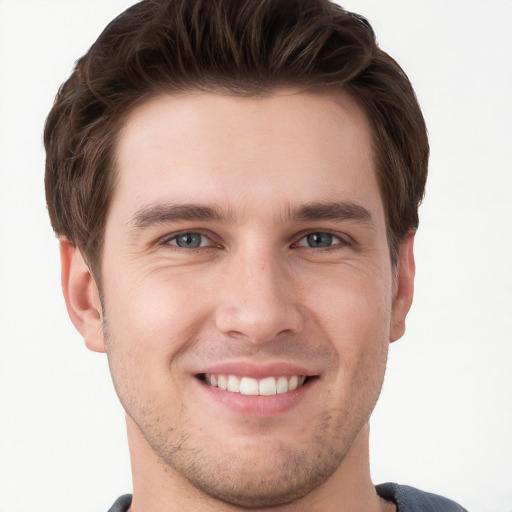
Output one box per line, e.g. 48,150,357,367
161,230,352,251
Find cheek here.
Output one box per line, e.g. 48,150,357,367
101,269,212,404
304,266,392,383
306,263,392,341
104,268,210,347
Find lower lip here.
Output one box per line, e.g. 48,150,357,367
196,378,315,416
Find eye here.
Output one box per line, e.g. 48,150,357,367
295,232,347,248
166,232,212,249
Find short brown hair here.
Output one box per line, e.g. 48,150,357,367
44,0,428,274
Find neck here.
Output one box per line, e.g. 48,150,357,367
127,417,394,512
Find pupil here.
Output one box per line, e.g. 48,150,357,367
307,232,332,247
177,233,201,248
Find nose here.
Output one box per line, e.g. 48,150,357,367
215,250,304,344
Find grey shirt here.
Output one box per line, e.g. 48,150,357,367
107,483,468,511
375,483,468,511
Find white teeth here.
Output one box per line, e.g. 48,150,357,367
240,377,259,395
227,375,240,392
259,377,277,395
204,374,308,395
217,375,228,390
276,376,288,394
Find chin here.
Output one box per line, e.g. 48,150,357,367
175,451,338,508
148,422,352,508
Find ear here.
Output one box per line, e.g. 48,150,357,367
390,232,416,343
60,239,106,353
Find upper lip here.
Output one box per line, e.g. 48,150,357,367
196,361,316,379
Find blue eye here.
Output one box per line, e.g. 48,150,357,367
167,233,210,249
296,232,344,248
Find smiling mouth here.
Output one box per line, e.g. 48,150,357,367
201,374,311,395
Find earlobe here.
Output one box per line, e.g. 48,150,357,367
60,239,106,353
390,232,416,343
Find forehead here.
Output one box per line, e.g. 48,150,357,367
111,90,382,224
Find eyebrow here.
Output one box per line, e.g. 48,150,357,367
292,201,374,225
130,203,234,229
129,201,374,230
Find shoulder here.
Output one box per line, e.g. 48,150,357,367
107,494,132,512
376,483,468,512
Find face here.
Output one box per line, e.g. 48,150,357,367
67,90,413,508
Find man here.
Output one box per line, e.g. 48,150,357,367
44,1,468,510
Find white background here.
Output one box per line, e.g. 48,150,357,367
0,1,511,511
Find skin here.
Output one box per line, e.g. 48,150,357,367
61,90,414,511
